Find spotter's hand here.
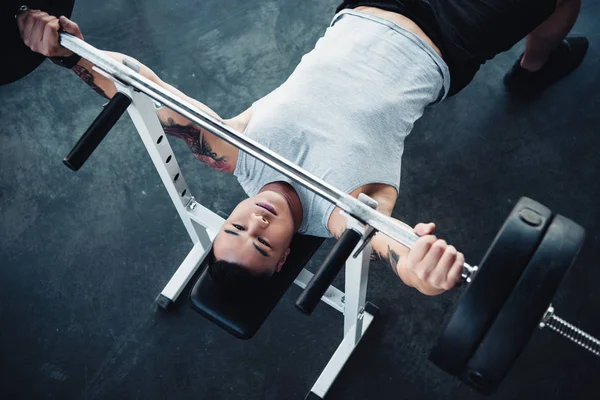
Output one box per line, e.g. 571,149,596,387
17,10,83,58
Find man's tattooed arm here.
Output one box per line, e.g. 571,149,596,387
371,245,401,277
69,54,235,173
370,228,413,286
72,64,109,99
160,117,230,172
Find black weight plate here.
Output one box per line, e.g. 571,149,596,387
1,0,75,85
463,214,585,394
429,197,552,377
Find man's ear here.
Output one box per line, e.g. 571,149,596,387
275,247,291,273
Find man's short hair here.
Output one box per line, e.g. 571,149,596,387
207,248,273,295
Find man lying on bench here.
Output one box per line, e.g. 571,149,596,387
18,0,585,295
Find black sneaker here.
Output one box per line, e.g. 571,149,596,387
503,36,589,96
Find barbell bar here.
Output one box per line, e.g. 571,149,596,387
55,31,480,278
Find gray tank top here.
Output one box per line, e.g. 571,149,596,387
234,10,450,237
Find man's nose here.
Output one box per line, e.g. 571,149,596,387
251,213,269,228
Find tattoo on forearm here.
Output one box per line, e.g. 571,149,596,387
372,245,400,276
72,65,109,99
161,117,229,172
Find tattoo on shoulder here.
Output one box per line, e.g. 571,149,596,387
161,117,229,172
372,245,400,276
72,65,108,99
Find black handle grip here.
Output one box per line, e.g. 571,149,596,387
63,92,132,171
296,228,362,315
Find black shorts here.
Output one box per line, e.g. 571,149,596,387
337,0,558,95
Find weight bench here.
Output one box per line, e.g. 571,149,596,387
68,76,381,399
186,229,379,400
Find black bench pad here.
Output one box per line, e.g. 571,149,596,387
189,234,324,339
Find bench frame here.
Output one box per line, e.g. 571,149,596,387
116,82,378,399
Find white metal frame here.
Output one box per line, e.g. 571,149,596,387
294,215,376,399
113,82,376,399
115,83,224,308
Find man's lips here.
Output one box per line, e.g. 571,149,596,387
256,202,277,215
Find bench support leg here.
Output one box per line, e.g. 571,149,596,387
112,83,224,308
307,307,376,399
305,236,377,399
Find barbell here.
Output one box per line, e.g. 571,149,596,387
4,1,599,395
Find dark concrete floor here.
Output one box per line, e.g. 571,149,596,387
1,1,599,399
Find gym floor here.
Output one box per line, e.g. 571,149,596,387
1,0,599,399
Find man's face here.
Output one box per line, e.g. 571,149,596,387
213,190,296,276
